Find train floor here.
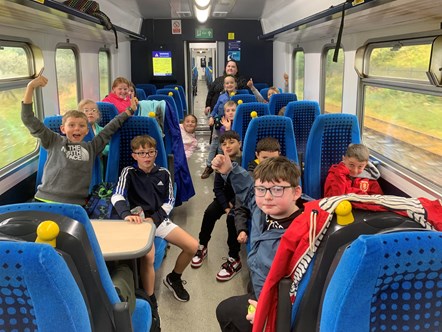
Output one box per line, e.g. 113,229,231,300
154,79,250,332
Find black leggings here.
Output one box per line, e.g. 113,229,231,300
198,199,241,259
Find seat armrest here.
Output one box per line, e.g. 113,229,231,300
113,302,133,332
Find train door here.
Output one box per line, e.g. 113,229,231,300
185,42,224,114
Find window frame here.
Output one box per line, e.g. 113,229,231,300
55,44,81,114
0,40,42,176
291,48,305,100
321,45,345,114
359,36,442,192
98,48,111,100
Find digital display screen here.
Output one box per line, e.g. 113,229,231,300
152,51,172,76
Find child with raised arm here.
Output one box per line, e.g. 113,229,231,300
213,154,303,332
201,76,237,179
192,131,243,280
247,73,289,103
102,77,139,113
111,135,198,303
179,114,198,159
324,143,383,197
22,75,135,205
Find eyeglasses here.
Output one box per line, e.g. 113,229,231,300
254,186,293,197
83,109,97,113
132,150,157,157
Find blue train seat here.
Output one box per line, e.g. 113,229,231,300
284,101,320,177
136,84,157,97
232,102,270,141
276,209,428,332
268,93,297,115
96,101,119,127
0,241,92,331
105,117,169,270
303,114,361,199
230,93,257,104
236,89,250,94
241,115,298,169
156,88,184,120
36,116,101,193
136,88,147,100
165,84,187,114
0,203,152,331
320,230,442,332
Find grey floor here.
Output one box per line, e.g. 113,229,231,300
154,79,250,331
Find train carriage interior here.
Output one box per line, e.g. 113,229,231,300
0,0,441,331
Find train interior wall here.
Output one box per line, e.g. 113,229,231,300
130,19,273,86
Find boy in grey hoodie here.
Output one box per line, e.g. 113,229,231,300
22,74,135,205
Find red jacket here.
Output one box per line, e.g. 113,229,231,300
102,92,131,113
324,162,383,197
253,194,442,332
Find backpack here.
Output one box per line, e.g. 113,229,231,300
85,182,117,219
63,0,118,49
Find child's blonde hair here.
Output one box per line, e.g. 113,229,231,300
268,86,279,94
345,144,369,162
224,100,237,110
62,110,88,125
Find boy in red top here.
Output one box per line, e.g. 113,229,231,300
324,143,383,197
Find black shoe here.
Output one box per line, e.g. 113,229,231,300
163,274,190,302
201,166,213,179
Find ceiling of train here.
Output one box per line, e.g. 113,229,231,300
117,0,282,20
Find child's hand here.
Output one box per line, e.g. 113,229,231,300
211,154,232,175
28,75,48,89
237,231,248,244
124,215,143,224
130,96,139,110
220,116,231,131
247,78,254,88
246,299,258,324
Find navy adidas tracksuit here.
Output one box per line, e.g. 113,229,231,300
111,164,174,227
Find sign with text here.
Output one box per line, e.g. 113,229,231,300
152,51,172,76
172,20,182,34
195,28,213,39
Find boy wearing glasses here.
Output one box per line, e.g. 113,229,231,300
212,155,303,332
112,135,198,308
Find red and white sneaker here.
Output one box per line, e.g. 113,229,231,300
216,257,242,281
191,245,208,268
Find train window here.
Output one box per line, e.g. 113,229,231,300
0,45,30,79
292,49,304,100
322,47,344,113
0,42,38,170
55,46,80,114
99,49,111,100
367,43,431,81
361,39,442,189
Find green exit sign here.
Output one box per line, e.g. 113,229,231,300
195,28,213,39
